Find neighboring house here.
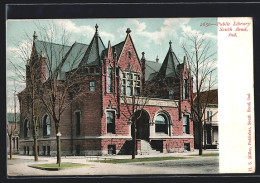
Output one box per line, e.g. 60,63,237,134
18,25,194,156
193,89,218,149
7,113,20,154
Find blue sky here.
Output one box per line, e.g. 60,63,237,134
6,18,218,112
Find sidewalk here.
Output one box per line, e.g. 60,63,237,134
7,149,219,176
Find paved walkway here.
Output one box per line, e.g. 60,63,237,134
7,149,219,176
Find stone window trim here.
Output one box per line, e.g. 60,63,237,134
42,113,51,138
152,110,172,136
183,114,190,135
105,109,116,134
74,110,81,137
120,71,141,96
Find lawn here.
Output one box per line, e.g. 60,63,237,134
29,162,91,170
189,153,219,157
91,156,189,164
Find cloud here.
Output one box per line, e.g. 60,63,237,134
55,20,115,42
118,18,190,45
181,25,217,40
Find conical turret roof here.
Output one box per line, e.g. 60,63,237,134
158,40,180,77
79,24,106,66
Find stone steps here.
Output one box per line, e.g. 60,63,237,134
139,140,160,155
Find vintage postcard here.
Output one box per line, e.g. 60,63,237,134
6,17,254,175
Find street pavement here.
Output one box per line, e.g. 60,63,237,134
7,149,219,176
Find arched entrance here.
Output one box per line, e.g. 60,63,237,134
133,110,150,141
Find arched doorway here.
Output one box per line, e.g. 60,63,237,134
133,110,150,141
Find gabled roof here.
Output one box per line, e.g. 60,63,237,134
61,42,88,72
157,41,180,78
34,40,88,74
193,89,218,105
34,40,71,72
112,41,125,59
79,25,106,66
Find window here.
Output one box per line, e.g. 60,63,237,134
43,115,51,136
108,145,116,155
107,67,113,93
121,72,140,96
184,143,190,151
155,114,168,134
76,145,80,155
47,146,50,156
90,67,95,73
183,115,190,134
169,88,174,99
43,146,46,156
183,79,188,100
24,119,29,138
128,51,132,59
89,81,95,91
96,67,100,73
16,137,19,150
207,111,213,122
75,111,81,136
106,111,115,134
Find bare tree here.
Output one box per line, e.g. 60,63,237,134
181,32,217,155
9,35,41,161
7,90,18,160
32,23,86,166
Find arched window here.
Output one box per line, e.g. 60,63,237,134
107,67,113,93
155,114,168,134
43,115,51,136
24,119,29,138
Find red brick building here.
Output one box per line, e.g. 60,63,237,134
18,25,194,156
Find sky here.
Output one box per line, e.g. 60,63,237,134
6,18,218,112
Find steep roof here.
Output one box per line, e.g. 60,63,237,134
101,41,125,60
157,41,180,78
34,40,88,73
34,40,71,72
193,89,218,105
145,60,161,81
61,42,88,72
79,24,106,66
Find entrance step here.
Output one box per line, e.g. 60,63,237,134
139,140,161,155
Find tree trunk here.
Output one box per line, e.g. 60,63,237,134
34,132,38,161
132,119,137,159
9,135,12,160
56,126,61,166
199,120,203,155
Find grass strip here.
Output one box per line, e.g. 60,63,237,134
91,157,189,164
29,162,91,171
189,153,219,157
